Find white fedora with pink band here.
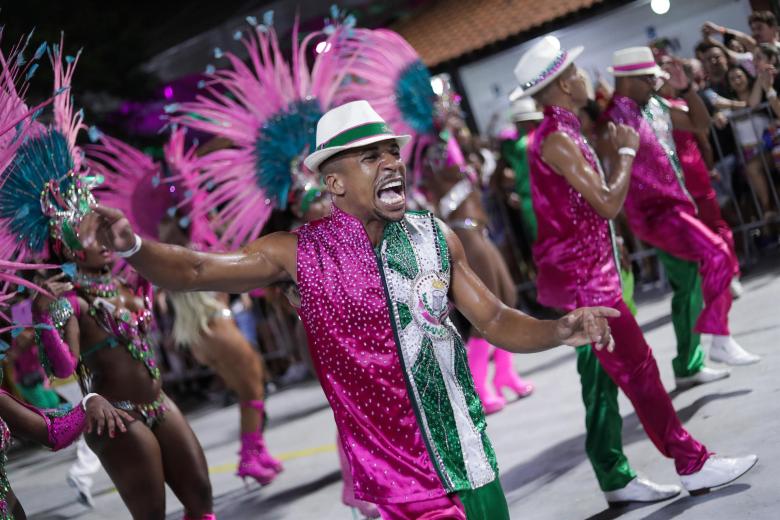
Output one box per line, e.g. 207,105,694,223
608,46,667,77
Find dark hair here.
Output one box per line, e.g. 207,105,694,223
749,10,777,28
723,33,746,52
726,64,755,92
582,98,602,123
694,41,718,56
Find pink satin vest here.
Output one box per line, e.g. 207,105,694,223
529,105,622,311
295,207,446,504
603,94,696,241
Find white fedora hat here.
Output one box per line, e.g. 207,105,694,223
509,97,543,122
608,46,666,77
511,36,584,99
303,100,411,173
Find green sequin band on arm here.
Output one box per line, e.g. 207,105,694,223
49,297,74,329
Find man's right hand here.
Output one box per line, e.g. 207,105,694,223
80,205,137,253
608,122,640,152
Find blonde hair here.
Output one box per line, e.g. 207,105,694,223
169,291,225,348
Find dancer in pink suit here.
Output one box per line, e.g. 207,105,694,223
517,36,757,500
601,47,760,366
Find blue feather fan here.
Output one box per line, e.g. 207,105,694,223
396,60,435,135
0,130,74,253
254,99,322,209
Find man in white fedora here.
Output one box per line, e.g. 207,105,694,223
80,99,618,519
514,35,757,505
602,47,761,369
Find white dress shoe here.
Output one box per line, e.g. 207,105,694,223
730,278,744,299
710,336,760,366
603,476,681,506
680,454,758,496
675,366,730,389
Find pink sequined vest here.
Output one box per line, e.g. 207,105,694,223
295,207,447,504
603,94,696,240
528,106,622,311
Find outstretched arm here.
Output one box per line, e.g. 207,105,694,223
80,205,296,293
446,224,617,353
547,122,638,220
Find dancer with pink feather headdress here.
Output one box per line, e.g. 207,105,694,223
86,126,283,487
334,27,535,415
0,31,135,520
0,35,217,520
168,13,350,249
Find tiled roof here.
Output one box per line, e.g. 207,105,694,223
393,0,606,66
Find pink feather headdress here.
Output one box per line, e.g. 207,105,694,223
169,17,350,248
87,127,218,249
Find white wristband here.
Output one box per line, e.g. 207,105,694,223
618,147,637,157
767,88,777,100
116,234,143,258
81,392,99,411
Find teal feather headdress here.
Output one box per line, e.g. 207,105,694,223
0,35,96,261
0,129,99,256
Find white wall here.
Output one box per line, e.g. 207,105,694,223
459,0,752,134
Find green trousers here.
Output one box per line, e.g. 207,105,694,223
458,478,510,519
576,253,704,491
656,250,705,378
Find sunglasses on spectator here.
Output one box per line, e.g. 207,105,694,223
631,74,665,90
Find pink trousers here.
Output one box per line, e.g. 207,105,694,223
377,495,466,520
595,299,710,475
639,210,733,335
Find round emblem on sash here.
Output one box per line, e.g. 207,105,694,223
410,271,451,339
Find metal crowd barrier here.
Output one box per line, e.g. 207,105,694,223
713,102,780,261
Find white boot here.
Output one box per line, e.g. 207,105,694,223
710,336,760,365
603,476,681,506
675,366,730,389
680,455,758,495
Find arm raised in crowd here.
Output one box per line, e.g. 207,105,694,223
80,206,297,294
664,60,711,132
703,21,757,53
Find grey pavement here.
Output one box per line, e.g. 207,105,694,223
10,262,780,519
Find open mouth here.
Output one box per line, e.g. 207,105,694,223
376,178,406,210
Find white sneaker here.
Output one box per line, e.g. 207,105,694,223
67,474,95,508
680,455,758,495
603,476,681,506
710,336,761,365
730,278,745,299
675,366,730,389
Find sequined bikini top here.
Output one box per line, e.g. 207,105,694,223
80,279,160,380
